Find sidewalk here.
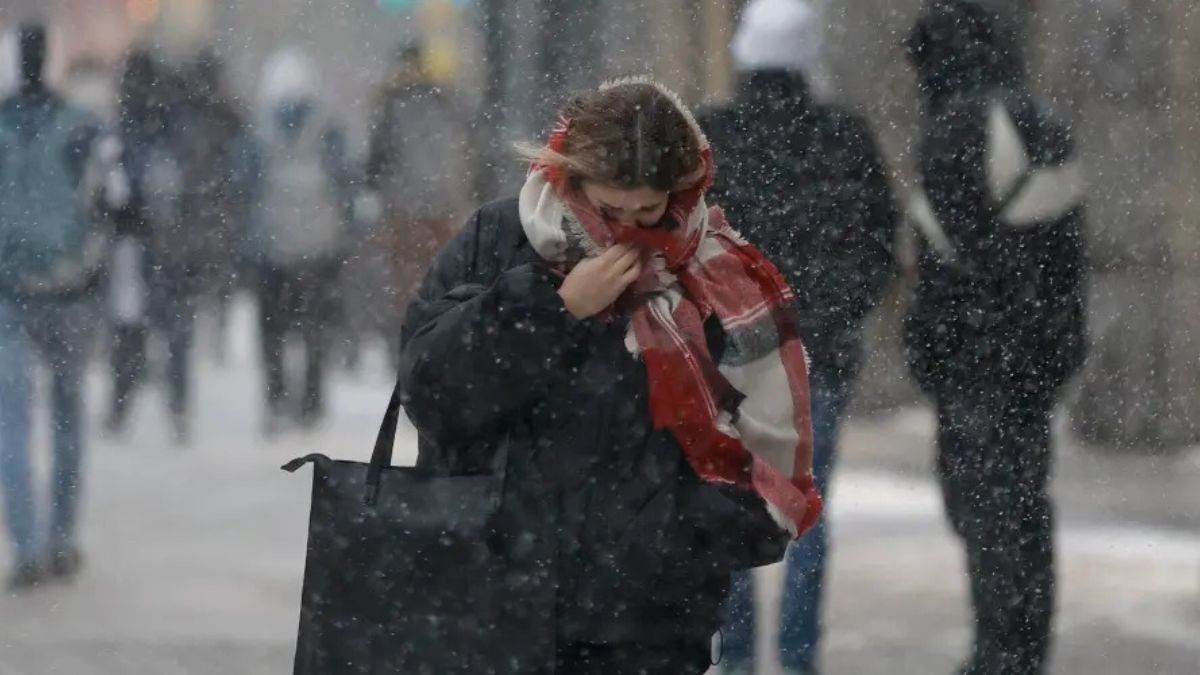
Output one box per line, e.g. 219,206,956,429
841,403,1200,530
815,407,1200,675
0,301,1196,674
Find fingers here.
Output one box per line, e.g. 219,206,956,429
619,260,643,287
613,247,642,273
599,243,633,263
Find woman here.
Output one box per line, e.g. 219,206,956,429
398,79,821,674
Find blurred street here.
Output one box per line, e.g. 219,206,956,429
0,298,1196,675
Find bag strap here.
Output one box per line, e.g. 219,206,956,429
364,380,404,505
362,379,511,508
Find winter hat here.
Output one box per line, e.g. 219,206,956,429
731,0,821,75
905,0,1020,106
257,47,320,134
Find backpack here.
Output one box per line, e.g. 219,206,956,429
910,95,1085,266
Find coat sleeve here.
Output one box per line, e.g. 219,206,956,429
398,208,585,446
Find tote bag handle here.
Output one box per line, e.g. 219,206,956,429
362,380,510,507
364,381,404,506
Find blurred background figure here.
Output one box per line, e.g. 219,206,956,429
904,1,1087,673
103,177,152,443
176,47,248,366
246,47,352,435
699,1,898,673
361,40,468,364
61,55,119,126
0,22,115,590
112,48,199,445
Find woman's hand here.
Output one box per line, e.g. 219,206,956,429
558,243,642,319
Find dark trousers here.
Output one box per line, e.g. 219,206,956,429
935,389,1056,675
257,261,337,422
553,640,711,675
108,324,147,426
162,313,194,419
107,316,193,426
148,272,198,423
107,271,195,436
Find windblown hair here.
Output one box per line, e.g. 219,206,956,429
519,79,703,192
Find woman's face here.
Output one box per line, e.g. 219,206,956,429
581,181,670,228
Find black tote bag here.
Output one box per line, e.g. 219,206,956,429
283,383,540,674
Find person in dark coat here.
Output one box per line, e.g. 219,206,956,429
698,1,898,672
176,47,247,364
904,2,1087,673
114,48,201,444
398,79,824,674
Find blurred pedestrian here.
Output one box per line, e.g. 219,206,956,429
176,47,247,364
0,23,116,590
114,49,199,444
248,49,351,434
699,1,899,672
904,2,1088,673
102,199,150,439
103,164,151,438
361,41,469,363
61,56,118,126
398,79,822,673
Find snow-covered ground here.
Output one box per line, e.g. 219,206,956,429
1,297,1196,674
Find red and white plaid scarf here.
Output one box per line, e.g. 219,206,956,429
518,78,821,537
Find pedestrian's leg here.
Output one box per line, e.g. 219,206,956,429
107,324,145,433
1006,401,1056,674
212,279,232,365
935,393,1054,675
299,264,334,425
165,299,196,443
258,267,287,431
936,396,1007,674
300,322,326,425
44,313,89,576
0,321,38,579
777,380,848,674
720,569,757,672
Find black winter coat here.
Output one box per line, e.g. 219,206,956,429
397,199,788,649
904,5,1087,399
698,72,898,385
